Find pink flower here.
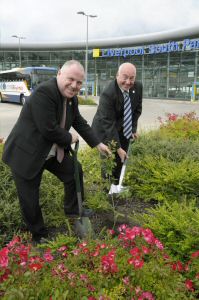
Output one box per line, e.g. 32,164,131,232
72,249,80,255
0,269,10,282
52,263,68,278
171,261,184,272
135,286,142,294
67,272,76,280
91,249,100,257
167,113,178,122
108,229,115,235
80,274,88,282
82,247,89,254
100,244,107,249
130,247,141,257
191,250,199,258
43,249,54,262
62,251,68,258
78,241,87,248
0,247,9,268
29,263,43,271
154,238,164,250
138,291,155,300
6,236,21,248
118,224,128,232
101,250,119,274
122,276,130,285
133,258,144,269
57,245,67,252
142,228,155,245
185,279,194,292
87,284,96,292
128,257,144,269
142,246,150,255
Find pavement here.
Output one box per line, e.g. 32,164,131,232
72,97,199,147
1,98,199,148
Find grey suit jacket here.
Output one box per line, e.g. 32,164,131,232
92,79,142,148
2,78,99,179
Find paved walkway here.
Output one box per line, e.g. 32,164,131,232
1,98,199,148
73,98,199,147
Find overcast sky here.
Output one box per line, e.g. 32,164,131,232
1,0,199,44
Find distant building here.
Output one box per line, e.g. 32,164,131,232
1,25,199,100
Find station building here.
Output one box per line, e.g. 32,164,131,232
1,25,199,100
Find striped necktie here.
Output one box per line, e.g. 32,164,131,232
123,91,132,139
56,98,67,163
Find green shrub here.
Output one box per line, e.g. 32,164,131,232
77,96,97,105
134,200,199,260
1,227,192,300
131,133,199,162
159,111,199,140
126,154,199,202
125,116,199,204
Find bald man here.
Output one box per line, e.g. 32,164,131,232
92,62,143,185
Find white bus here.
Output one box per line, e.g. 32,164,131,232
0,66,57,105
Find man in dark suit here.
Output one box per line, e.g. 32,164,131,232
92,62,142,184
2,60,110,243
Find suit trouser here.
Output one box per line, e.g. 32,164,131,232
102,135,129,185
12,152,83,240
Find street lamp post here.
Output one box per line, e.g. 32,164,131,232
77,11,97,99
11,35,26,67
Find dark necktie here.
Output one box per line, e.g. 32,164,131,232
123,91,132,139
56,98,67,163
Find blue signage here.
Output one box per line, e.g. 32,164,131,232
98,38,199,58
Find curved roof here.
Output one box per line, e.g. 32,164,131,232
1,25,199,50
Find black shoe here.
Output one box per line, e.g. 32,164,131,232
32,230,49,245
65,208,94,218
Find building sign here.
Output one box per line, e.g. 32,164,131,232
93,38,199,58
93,48,100,58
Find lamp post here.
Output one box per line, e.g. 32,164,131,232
77,11,97,99
11,35,26,67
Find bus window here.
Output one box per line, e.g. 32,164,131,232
0,66,57,105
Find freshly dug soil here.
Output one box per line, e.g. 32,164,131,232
89,196,158,236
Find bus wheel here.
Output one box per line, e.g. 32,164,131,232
20,95,26,105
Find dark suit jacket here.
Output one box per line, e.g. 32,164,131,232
2,78,99,179
92,79,142,148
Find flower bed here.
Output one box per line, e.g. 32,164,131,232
1,225,199,299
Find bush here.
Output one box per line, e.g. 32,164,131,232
131,133,199,162
126,154,199,202
1,111,199,298
134,200,199,261
78,96,97,105
158,111,199,140
1,226,196,300
124,112,199,203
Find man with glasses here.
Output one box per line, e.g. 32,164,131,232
92,62,143,185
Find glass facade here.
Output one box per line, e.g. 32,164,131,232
1,36,199,100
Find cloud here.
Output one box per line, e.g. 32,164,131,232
1,0,199,44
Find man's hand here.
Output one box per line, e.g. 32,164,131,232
117,147,127,163
132,133,138,139
71,133,79,144
96,143,111,156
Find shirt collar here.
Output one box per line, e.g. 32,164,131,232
120,87,129,94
